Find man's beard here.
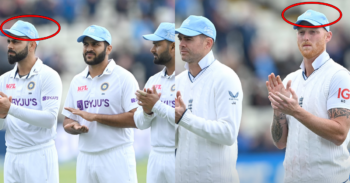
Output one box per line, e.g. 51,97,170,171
83,48,106,66
8,45,28,64
154,49,172,65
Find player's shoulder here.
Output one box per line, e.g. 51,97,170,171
40,64,60,78
0,70,13,81
211,61,240,81
176,70,188,80
112,64,135,79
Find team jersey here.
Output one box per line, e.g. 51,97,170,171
134,67,175,150
0,58,62,150
62,60,139,153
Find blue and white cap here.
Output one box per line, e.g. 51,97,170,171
0,20,39,45
175,15,216,41
77,25,112,45
294,9,330,31
143,22,175,42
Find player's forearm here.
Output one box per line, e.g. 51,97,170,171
133,107,154,130
292,107,348,146
152,100,175,127
271,110,288,149
63,118,80,135
178,110,236,146
94,109,137,128
8,104,57,129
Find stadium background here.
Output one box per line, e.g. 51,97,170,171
0,0,349,183
0,0,174,182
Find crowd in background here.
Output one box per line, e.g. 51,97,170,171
0,0,349,158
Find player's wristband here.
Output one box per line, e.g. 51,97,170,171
176,109,187,124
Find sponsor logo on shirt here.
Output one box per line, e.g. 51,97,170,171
131,98,138,103
154,85,161,90
100,82,109,91
43,96,58,101
6,84,16,90
78,85,88,92
171,84,175,92
229,91,239,104
12,98,37,106
77,99,110,110
338,88,350,100
161,100,175,108
27,81,35,90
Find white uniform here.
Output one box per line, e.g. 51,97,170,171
175,51,242,183
0,59,62,183
62,60,139,183
282,51,350,183
134,67,175,183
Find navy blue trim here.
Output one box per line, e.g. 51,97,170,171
187,59,215,83
164,70,167,77
301,58,331,80
25,73,29,79
86,71,90,78
176,109,188,124
14,69,18,78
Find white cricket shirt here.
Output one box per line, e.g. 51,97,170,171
0,59,62,151
62,60,139,153
282,51,350,183
134,67,175,151
175,52,243,183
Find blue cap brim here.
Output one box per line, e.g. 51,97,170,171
0,29,26,37
175,27,201,36
143,34,164,41
293,19,328,31
77,34,105,43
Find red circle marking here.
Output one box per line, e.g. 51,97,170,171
281,2,342,28
0,15,61,41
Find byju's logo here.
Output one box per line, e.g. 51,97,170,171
43,96,58,101
229,91,239,104
77,100,84,110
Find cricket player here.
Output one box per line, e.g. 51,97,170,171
62,25,139,183
134,22,175,183
0,20,61,183
267,10,350,183
175,15,243,183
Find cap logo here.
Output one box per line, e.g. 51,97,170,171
184,19,190,26
305,12,312,16
88,27,95,33
28,30,35,37
167,31,174,40
204,26,214,36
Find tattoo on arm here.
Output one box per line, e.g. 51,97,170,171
272,113,287,143
328,108,350,119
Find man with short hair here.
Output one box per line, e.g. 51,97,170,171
267,9,350,183
0,20,61,183
175,15,243,183
134,22,175,183
62,25,138,183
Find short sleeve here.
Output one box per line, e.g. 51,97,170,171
121,72,140,112
62,80,79,121
327,70,350,110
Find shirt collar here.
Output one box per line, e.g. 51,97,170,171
184,50,215,70
300,51,330,71
82,59,117,79
160,67,175,79
10,58,43,79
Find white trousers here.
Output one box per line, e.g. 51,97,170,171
77,144,138,183
147,148,175,183
4,143,59,183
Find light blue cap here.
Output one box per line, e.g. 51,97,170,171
294,9,329,31
77,25,112,45
175,15,216,41
0,20,39,45
143,22,175,42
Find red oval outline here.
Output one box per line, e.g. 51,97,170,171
0,15,61,41
281,2,342,28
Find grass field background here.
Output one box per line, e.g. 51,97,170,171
0,159,148,183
